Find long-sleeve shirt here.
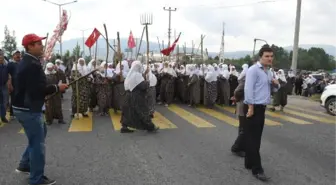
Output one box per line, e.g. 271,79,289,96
244,62,280,105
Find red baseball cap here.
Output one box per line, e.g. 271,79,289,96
22,34,46,47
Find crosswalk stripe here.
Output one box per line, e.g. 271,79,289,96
152,112,178,129
216,105,282,126
197,107,238,127
266,110,312,124
286,105,328,116
168,104,215,128
109,110,177,130
284,109,335,124
68,112,93,132
109,109,122,131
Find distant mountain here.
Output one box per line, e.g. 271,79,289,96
53,38,336,59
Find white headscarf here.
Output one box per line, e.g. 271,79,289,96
205,65,217,82
44,62,56,75
229,65,239,77
72,58,88,76
277,69,287,82
220,64,230,79
124,61,145,91
55,59,66,72
288,71,295,78
115,60,129,78
143,64,157,87
238,64,248,80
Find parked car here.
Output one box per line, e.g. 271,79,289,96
320,84,336,116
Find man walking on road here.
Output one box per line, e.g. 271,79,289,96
12,33,68,185
243,45,279,181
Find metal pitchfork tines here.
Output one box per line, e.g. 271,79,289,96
140,13,153,25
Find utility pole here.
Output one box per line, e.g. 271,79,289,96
219,22,225,63
163,7,177,61
200,35,206,62
291,0,302,74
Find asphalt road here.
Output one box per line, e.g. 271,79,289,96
0,92,335,185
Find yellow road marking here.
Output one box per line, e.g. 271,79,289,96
216,105,282,126
19,128,24,134
152,112,177,129
109,109,122,131
68,112,93,132
266,110,312,124
109,110,176,130
286,105,327,116
284,109,335,124
167,104,215,128
197,107,238,127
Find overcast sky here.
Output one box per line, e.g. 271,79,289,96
1,0,335,52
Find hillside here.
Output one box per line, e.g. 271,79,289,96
53,38,336,59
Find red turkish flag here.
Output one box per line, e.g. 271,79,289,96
128,31,136,49
85,28,101,48
161,32,181,56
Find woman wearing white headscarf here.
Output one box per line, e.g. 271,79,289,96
44,62,66,125
187,64,200,106
70,58,90,117
176,64,189,104
285,70,295,95
94,61,113,116
270,69,288,111
121,61,159,133
144,64,158,117
111,60,129,113
159,62,177,107
204,65,218,107
218,64,230,106
229,65,239,105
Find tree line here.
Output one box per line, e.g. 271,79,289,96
2,25,335,71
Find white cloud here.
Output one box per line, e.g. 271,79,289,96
0,0,335,53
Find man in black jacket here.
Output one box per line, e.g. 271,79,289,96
12,33,68,185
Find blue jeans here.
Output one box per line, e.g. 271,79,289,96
13,109,47,185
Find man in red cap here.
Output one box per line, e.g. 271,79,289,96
12,33,68,185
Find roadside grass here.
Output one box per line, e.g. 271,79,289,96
310,94,321,101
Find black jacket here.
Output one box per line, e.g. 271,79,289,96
12,53,59,112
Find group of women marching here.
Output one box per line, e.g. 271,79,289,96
44,58,291,132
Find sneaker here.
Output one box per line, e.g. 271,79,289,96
29,176,56,185
1,118,8,123
15,167,30,174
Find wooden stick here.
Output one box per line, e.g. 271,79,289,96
45,69,98,101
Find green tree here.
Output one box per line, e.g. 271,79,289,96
72,43,81,59
1,25,17,58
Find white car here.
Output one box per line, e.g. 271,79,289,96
320,84,336,116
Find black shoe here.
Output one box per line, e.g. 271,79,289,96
120,128,134,133
29,176,56,185
232,151,245,157
15,167,30,174
58,120,66,124
1,118,8,123
253,173,270,181
147,126,159,132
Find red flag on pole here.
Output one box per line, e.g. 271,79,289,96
127,31,136,49
161,32,181,56
85,28,101,48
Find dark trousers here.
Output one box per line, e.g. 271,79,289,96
243,104,266,175
295,85,302,95
10,92,14,116
231,116,247,152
